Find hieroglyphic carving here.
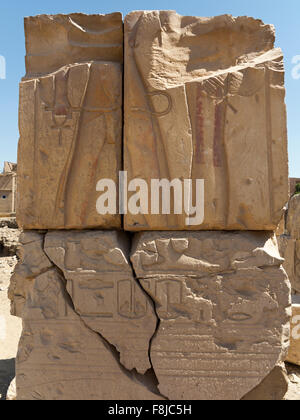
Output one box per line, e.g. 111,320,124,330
17,13,123,230
44,231,157,374
8,232,53,318
131,231,291,400
124,11,288,231
14,267,162,400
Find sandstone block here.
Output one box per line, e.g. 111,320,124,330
44,230,157,374
277,235,300,294
286,305,300,367
9,231,162,400
17,13,123,229
15,268,161,400
124,11,288,231
131,231,291,400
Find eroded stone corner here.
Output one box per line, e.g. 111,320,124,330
130,231,291,400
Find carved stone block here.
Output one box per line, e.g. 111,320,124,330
124,11,288,231
17,14,123,229
131,231,291,400
278,235,300,294
44,230,157,374
15,268,161,400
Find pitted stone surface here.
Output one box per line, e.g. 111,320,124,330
14,268,162,400
131,231,291,400
124,11,288,231
17,13,123,230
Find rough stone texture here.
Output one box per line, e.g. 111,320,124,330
131,231,291,400
44,230,157,374
278,236,300,295
277,235,299,293
8,232,53,318
0,172,16,216
241,364,289,400
124,11,288,231
24,13,123,76
9,232,163,400
287,194,300,240
17,13,123,230
6,378,16,401
286,305,300,367
16,269,162,400
285,363,300,400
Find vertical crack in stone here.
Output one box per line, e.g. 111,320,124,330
127,254,168,400
47,246,165,398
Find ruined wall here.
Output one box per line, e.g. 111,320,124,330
10,11,291,401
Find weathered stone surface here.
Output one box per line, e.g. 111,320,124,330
0,226,19,256
17,13,123,230
124,11,288,231
24,13,123,76
286,305,300,367
131,231,291,400
6,378,16,401
14,267,161,400
287,194,300,239
241,364,289,400
44,230,157,374
8,232,52,318
0,217,18,229
278,235,300,294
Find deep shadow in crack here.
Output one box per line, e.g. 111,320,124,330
0,358,15,400
50,262,166,399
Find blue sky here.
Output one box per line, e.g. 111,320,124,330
0,0,299,176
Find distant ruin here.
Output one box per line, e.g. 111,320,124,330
0,163,17,217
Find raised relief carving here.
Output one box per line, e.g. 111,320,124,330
132,231,291,400
44,231,157,374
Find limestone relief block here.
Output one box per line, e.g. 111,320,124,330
8,232,53,317
286,305,300,367
15,268,162,400
277,235,300,294
124,11,288,231
17,14,123,229
44,230,157,374
131,231,291,400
